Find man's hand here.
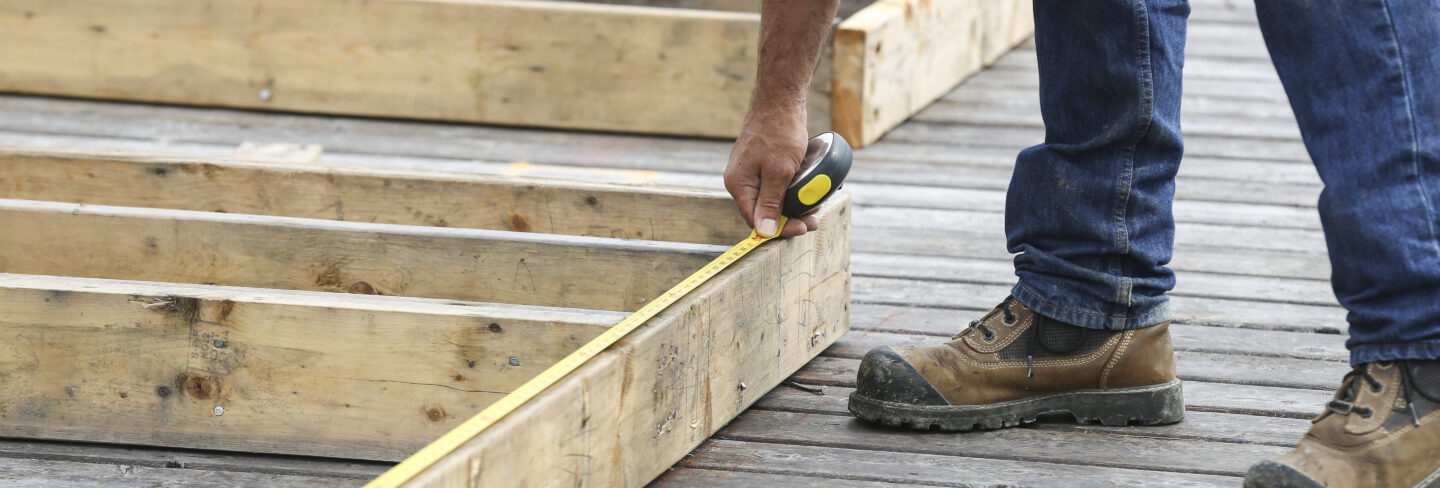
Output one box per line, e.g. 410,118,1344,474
725,0,838,238
724,106,817,238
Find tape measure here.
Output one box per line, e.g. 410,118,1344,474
367,132,851,488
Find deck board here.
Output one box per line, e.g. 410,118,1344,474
0,0,1344,485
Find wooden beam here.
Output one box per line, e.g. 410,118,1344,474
0,199,725,312
402,196,851,487
833,0,1035,146
0,146,748,246
0,0,767,138
0,273,622,461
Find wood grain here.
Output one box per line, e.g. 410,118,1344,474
0,0,765,137
0,457,360,488
0,273,621,461
0,146,748,246
401,197,852,487
833,0,1034,145
688,438,1247,485
0,198,724,311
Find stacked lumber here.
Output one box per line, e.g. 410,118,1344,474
0,146,851,486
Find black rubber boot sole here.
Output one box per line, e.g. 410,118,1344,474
847,379,1185,431
1244,460,1440,488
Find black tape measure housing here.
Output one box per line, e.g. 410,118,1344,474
782,131,852,219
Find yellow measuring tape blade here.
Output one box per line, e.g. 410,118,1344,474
367,218,788,488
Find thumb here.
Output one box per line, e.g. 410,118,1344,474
752,163,793,237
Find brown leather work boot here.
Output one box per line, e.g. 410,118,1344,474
848,296,1184,430
1244,360,1440,488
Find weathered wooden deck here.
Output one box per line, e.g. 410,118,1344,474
0,0,1345,485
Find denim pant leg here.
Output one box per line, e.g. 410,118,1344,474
1007,0,1191,330
1253,1,1440,364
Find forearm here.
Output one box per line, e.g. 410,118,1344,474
752,0,840,116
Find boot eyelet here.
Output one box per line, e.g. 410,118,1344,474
982,332,996,342
1370,384,1382,393
1356,407,1373,418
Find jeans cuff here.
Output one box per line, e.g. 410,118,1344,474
1348,340,1440,365
1011,281,1171,331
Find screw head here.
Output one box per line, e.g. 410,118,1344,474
213,406,224,416
738,382,748,391
213,339,226,348
258,89,272,101
508,357,520,367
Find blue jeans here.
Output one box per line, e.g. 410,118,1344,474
1007,0,1440,364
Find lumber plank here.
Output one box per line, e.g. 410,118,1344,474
850,253,1338,307
880,122,1314,163
709,411,1282,477
400,197,852,487
0,439,389,480
938,84,1300,120
0,147,747,246
694,437,1250,484
0,198,724,311
852,206,1328,254
845,182,1322,230
851,228,1332,281
1041,410,1309,447
914,103,1304,141
0,273,622,461
0,457,359,488
833,0,1032,146
684,439,1239,487
0,0,789,138
652,467,919,488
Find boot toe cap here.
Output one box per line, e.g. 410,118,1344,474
1243,460,1326,488
854,346,950,406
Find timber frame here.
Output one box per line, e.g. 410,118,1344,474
0,145,852,486
0,0,1031,147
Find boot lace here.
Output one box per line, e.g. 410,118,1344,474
1329,361,1440,426
1400,361,1440,426
952,297,1083,379
955,297,1017,342
1328,366,1382,418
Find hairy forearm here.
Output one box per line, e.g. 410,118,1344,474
752,0,840,116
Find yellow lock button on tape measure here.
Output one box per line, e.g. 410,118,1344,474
367,132,850,488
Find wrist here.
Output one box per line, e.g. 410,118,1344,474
744,97,807,129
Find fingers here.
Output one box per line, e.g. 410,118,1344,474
725,181,759,229
777,217,805,238
778,207,822,238
752,162,794,237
